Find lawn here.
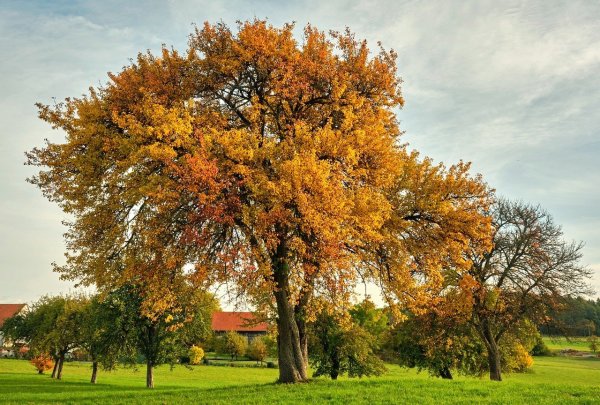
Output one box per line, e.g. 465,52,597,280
543,336,595,352
1,356,599,404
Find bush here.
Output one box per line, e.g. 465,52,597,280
505,343,534,372
247,337,268,364
189,345,205,365
531,337,552,356
266,361,278,369
30,354,54,374
211,335,227,355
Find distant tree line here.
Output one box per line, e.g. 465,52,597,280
540,297,600,337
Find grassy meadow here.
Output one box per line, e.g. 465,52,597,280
544,336,595,352
1,355,600,404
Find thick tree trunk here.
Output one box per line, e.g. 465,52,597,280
273,244,308,383
440,367,453,380
51,357,59,379
330,352,340,380
146,360,154,389
56,353,65,380
90,361,98,384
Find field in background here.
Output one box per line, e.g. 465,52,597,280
543,336,595,353
1,356,600,404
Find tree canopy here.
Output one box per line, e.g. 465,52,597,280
28,20,493,382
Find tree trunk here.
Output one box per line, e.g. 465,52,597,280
296,313,309,371
38,369,44,374
51,357,59,379
330,351,340,380
90,361,98,384
295,267,316,372
56,353,65,380
273,244,308,383
440,366,453,380
480,321,502,381
487,343,502,381
146,360,154,389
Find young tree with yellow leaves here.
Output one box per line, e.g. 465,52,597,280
28,20,493,383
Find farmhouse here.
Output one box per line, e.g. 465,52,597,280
211,311,268,342
0,304,27,351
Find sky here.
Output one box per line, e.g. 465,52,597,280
1,0,599,306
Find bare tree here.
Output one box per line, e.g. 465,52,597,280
468,199,591,381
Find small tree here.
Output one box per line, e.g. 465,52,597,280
3,295,87,380
177,293,220,348
189,345,205,365
80,294,139,384
261,334,278,358
30,354,54,374
224,331,248,361
349,299,388,350
465,199,590,381
386,309,487,380
309,310,386,380
588,335,599,353
247,337,268,364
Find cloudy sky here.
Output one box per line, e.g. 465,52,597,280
1,0,599,305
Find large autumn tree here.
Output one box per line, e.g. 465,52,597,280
28,20,492,383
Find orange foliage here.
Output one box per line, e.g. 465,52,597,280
28,20,493,382
30,354,54,374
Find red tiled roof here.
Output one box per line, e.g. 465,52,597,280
0,304,26,327
211,311,268,332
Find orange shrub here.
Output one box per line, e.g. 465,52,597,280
30,354,54,374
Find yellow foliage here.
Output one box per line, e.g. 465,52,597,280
188,345,205,365
29,20,493,357
505,343,534,372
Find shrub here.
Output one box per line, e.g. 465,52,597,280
530,336,552,356
505,343,534,372
247,337,268,364
266,361,278,369
189,345,205,365
211,335,227,355
30,354,54,374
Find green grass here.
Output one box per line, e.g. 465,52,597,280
543,336,594,352
1,357,600,404
203,351,277,366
